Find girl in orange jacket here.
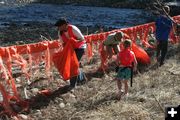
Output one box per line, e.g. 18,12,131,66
115,39,137,100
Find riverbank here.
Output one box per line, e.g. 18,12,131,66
0,19,115,47
0,22,105,47
35,0,180,16
2,0,179,16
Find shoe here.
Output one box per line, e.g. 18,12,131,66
116,90,124,101
76,80,86,86
122,93,129,100
159,62,164,66
77,73,88,86
67,85,75,91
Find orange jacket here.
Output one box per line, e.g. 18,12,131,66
119,48,135,67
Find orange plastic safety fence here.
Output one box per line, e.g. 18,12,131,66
0,40,61,116
0,15,179,117
0,83,14,116
85,15,180,70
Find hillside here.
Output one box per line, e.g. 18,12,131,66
30,44,180,120
8,42,180,120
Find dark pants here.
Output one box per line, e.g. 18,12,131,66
70,48,86,88
156,40,168,66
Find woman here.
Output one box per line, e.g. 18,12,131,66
55,18,87,89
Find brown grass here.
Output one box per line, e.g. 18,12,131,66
11,44,179,120
1,25,179,119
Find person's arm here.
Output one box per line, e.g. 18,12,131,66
116,53,120,66
57,30,64,45
72,25,85,41
58,34,64,43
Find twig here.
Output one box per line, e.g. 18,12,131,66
86,26,88,35
155,0,176,24
40,34,49,41
152,93,165,113
68,110,85,120
45,32,53,40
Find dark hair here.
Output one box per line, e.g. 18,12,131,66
123,39,132,48
115,31,124,39
54,18,68,26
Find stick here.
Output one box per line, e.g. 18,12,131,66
155,0,176,24
40,34,49,41
155,0,179,36
86,26,89,35
152,93,165,113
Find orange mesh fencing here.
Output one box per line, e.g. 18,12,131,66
0,15,179,117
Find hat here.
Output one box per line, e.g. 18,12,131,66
115,31,124,38
54,18,68,26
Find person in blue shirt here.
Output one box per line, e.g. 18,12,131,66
155,5,173,66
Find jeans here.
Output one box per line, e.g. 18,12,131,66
70,48,86,88
156,40,168,66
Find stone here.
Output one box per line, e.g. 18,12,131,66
19,114,28,120
35,110,42,116
31,88,39,94
62,93,77,103
59,102,65,108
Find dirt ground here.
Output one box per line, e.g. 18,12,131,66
0,24,180,120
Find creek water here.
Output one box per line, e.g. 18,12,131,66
0,2,153,28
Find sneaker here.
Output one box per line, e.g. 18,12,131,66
76,80,86,86
76,73,87,86
116,90,124,101
159,62,164,67
122,93,129,100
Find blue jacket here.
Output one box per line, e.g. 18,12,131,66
155,15,172,41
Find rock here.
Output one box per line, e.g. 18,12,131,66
70,116,83,120
15,78,21,83
31,88,39,94
138,97,146,103
54,97,63,103
11,116,19,120
59,102,65,108
19,114,28,120
35,110,42,116
16,84,22,88
69,93,76,98
66,103,71,107
62,93,77,103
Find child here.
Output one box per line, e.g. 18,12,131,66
115,39,137,100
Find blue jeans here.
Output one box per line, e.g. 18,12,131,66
70,48,86,88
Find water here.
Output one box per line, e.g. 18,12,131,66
0,3,152,28
167,1,180,6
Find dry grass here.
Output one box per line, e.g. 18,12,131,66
1,24,179,119
14,44,178,120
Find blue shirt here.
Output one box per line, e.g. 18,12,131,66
155,15,172,41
